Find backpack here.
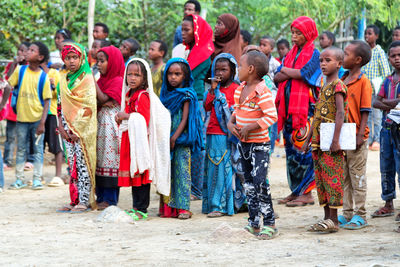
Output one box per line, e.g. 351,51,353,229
11,65,47,114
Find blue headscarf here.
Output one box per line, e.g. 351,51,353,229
208,53,238,134
160,58,204,153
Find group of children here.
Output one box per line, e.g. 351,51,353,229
1,0,400,237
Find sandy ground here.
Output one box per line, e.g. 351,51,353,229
0,147,399,266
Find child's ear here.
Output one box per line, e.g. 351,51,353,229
38,54,44,63
248,65,255,74
355,56,363,66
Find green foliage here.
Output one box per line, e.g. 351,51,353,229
1,0,399,60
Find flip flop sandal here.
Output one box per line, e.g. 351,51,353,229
48,177,65,187
70,206,91,214
314,219,339,233
56,205,73,213
31,179,43,190
178,211,192,220
257,226,278,240
244,225,259,235
371,207,394,218
125,209,141,221
343,215,368,230
338,215,349,228
135,211,148,220
207,211,223,218
286,200,307,207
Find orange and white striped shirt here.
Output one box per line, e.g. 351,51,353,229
233,80,277,143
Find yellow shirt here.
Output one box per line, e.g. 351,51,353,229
47,68,60,115
8,65,52,122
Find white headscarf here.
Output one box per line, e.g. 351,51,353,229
121,58,171,196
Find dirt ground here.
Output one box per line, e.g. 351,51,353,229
0,147,399,266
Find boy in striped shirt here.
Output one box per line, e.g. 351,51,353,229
228,51,278,239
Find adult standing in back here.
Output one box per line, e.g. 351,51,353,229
213,13,241,63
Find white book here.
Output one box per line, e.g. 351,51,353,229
320,123,356,151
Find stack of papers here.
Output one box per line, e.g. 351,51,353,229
320,123,356,151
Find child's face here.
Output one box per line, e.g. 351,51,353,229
26,44,43,64
97,51,108,75
63,52,80,73
214,19,226,37
319,49,341,76
259,39,273,56
343,44,360,69
364,28,378,46
389,46,400,71
240,34,249,50
238,55,250,82
393,29,400,41
119,41,133,58
126,63,145,90
90,40,101,59
182,21,195,45
214,60,232,85
93,26,107,40
17,44,28,63
148,41,163,61
55,33,65,50
291,27,307,48
167,63,185,88
277,43,289,58
319,34,332,49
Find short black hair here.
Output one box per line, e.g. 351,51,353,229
56,28,72,40
183,15,193,23
31,41,49,64
322,31,336,46
153,40,168,58
168,62,191,88
20,42,31,49
97,39,111,48
215,57,236,79
246,50,269,79
94,22,109,34
323,46,344,61
184,0,201,13
394,26,400,31
261,35,275,47
125,38,140,55
127,60,148,89
277,39,290,49
240,30,252,45
366,24,380,36
349,40,371,66
389,40,400,55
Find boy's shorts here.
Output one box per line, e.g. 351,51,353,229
44,114,63,155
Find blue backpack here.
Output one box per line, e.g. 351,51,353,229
11,65,46,114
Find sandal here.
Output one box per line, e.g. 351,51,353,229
343,215,368,230
338,215,349,228
207,211,223,218
244,224,259,235
24,162,34,171
277,194,296,204
9,179,27,190
125,209,148,221
310,219,339,233
48,177,65,187
56,205,73,213
371,206,394,218
178,210,192,220
70,204,91,213
257,226,278,240
31,179,43,190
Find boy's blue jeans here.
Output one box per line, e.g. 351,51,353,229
379,127,400,201
15,121,44,181
368,96,382,144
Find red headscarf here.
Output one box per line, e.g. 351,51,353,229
183,14,214,70
96,46,125,104
213,13,241,62
276,16,319,131
61,45,81,61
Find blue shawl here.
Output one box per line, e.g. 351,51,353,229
160,58,204,153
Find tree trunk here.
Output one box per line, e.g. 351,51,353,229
88,0,96,48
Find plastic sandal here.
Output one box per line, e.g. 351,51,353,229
338,215,348,228
9,179,27,190
343,215,368,230
31,179,43,190
135,210,148,220
244,225,258,235
257,226,279,240
125,209,140,221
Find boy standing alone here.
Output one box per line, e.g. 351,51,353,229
7,42,51,190
362,25,391,151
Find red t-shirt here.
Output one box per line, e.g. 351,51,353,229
204,82,238,135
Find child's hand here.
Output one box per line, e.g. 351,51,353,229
36,122,45,135
228,121,240,139
58,127,70,141
69,133,79,143
170,137,176,150
356,134,364,149
210,76,222,90
102,100,115,108
238,125,251,141
330,140,341,152
115,112,129,124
